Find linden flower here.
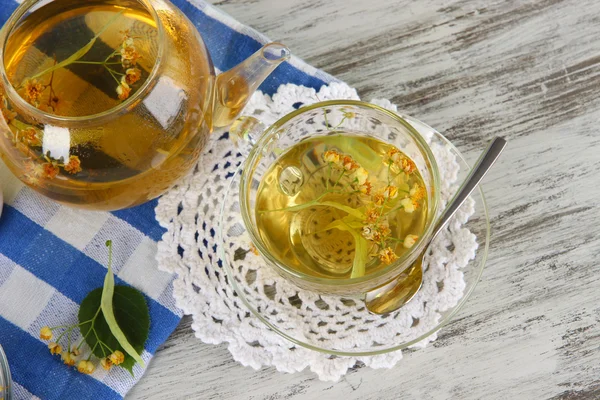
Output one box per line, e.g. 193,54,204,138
361,225,376,241
377,222,391,239
342,155,359,171
21,127,41,147
323,149,341,164
24,79,44,106
365,207,380,224
359,180,372,195
379,247,398,264
408,184,425,211
100,357,113,371
77,360,95,375
30,162,46,177
48,342,62,355
125,67,142,85
71,346,81,356
61,351,76,366
400,197,415,213
373,192,385,207
109,350,125,365
40,326,53,340
403,234,419,249
353,167,369,185
121,41,141,68
64,155,82,174
410,184,426,203
116,82,131,101
383,185,399,199
399,157,416,174
342,110,356,119
386,148,402,163
42,162,60,180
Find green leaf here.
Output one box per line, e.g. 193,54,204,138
101,241,146,368
78,285,149,375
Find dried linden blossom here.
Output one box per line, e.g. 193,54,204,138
321,149,425,266
1,13,148,184
260,147,426,277
113,30,142,101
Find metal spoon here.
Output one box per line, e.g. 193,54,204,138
365,137,507,315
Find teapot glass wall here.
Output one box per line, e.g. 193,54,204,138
0,0,289,210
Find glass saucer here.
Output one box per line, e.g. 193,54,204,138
217,118,490,356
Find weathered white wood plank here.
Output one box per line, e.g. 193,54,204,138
129,0,600,398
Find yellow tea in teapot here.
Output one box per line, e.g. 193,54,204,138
255,134,428,280
6,2,158,117
1,0,289,210
0,0,213,210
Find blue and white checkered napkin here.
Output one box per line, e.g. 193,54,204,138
0,0,334,398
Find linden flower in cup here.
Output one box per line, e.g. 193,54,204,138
256,136,428,280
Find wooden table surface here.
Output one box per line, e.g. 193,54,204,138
129,0,600,398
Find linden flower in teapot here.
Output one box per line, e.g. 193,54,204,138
0,0,290,210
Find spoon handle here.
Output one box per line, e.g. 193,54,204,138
431,137,507,240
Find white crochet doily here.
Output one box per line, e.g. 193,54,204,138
155,82,478,381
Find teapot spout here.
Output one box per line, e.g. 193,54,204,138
212,43,290,128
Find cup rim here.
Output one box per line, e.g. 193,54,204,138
240,100,441,288
0,0,166,126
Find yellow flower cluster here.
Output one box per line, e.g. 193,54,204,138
300,146,427,271
64,155,82,175
386,148,417,174
23,79,44,107
361,222,391,243
379,247,398,264
77,360,95,374
321,146,426,266
20,127,41,147
39,325,126,374
116,31,142,101
23,154,82,185
3,59,88,181
120,31,141,68
323,149,372,194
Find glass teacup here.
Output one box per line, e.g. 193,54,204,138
236,100,440,298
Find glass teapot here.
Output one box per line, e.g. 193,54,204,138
0,0,290,210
